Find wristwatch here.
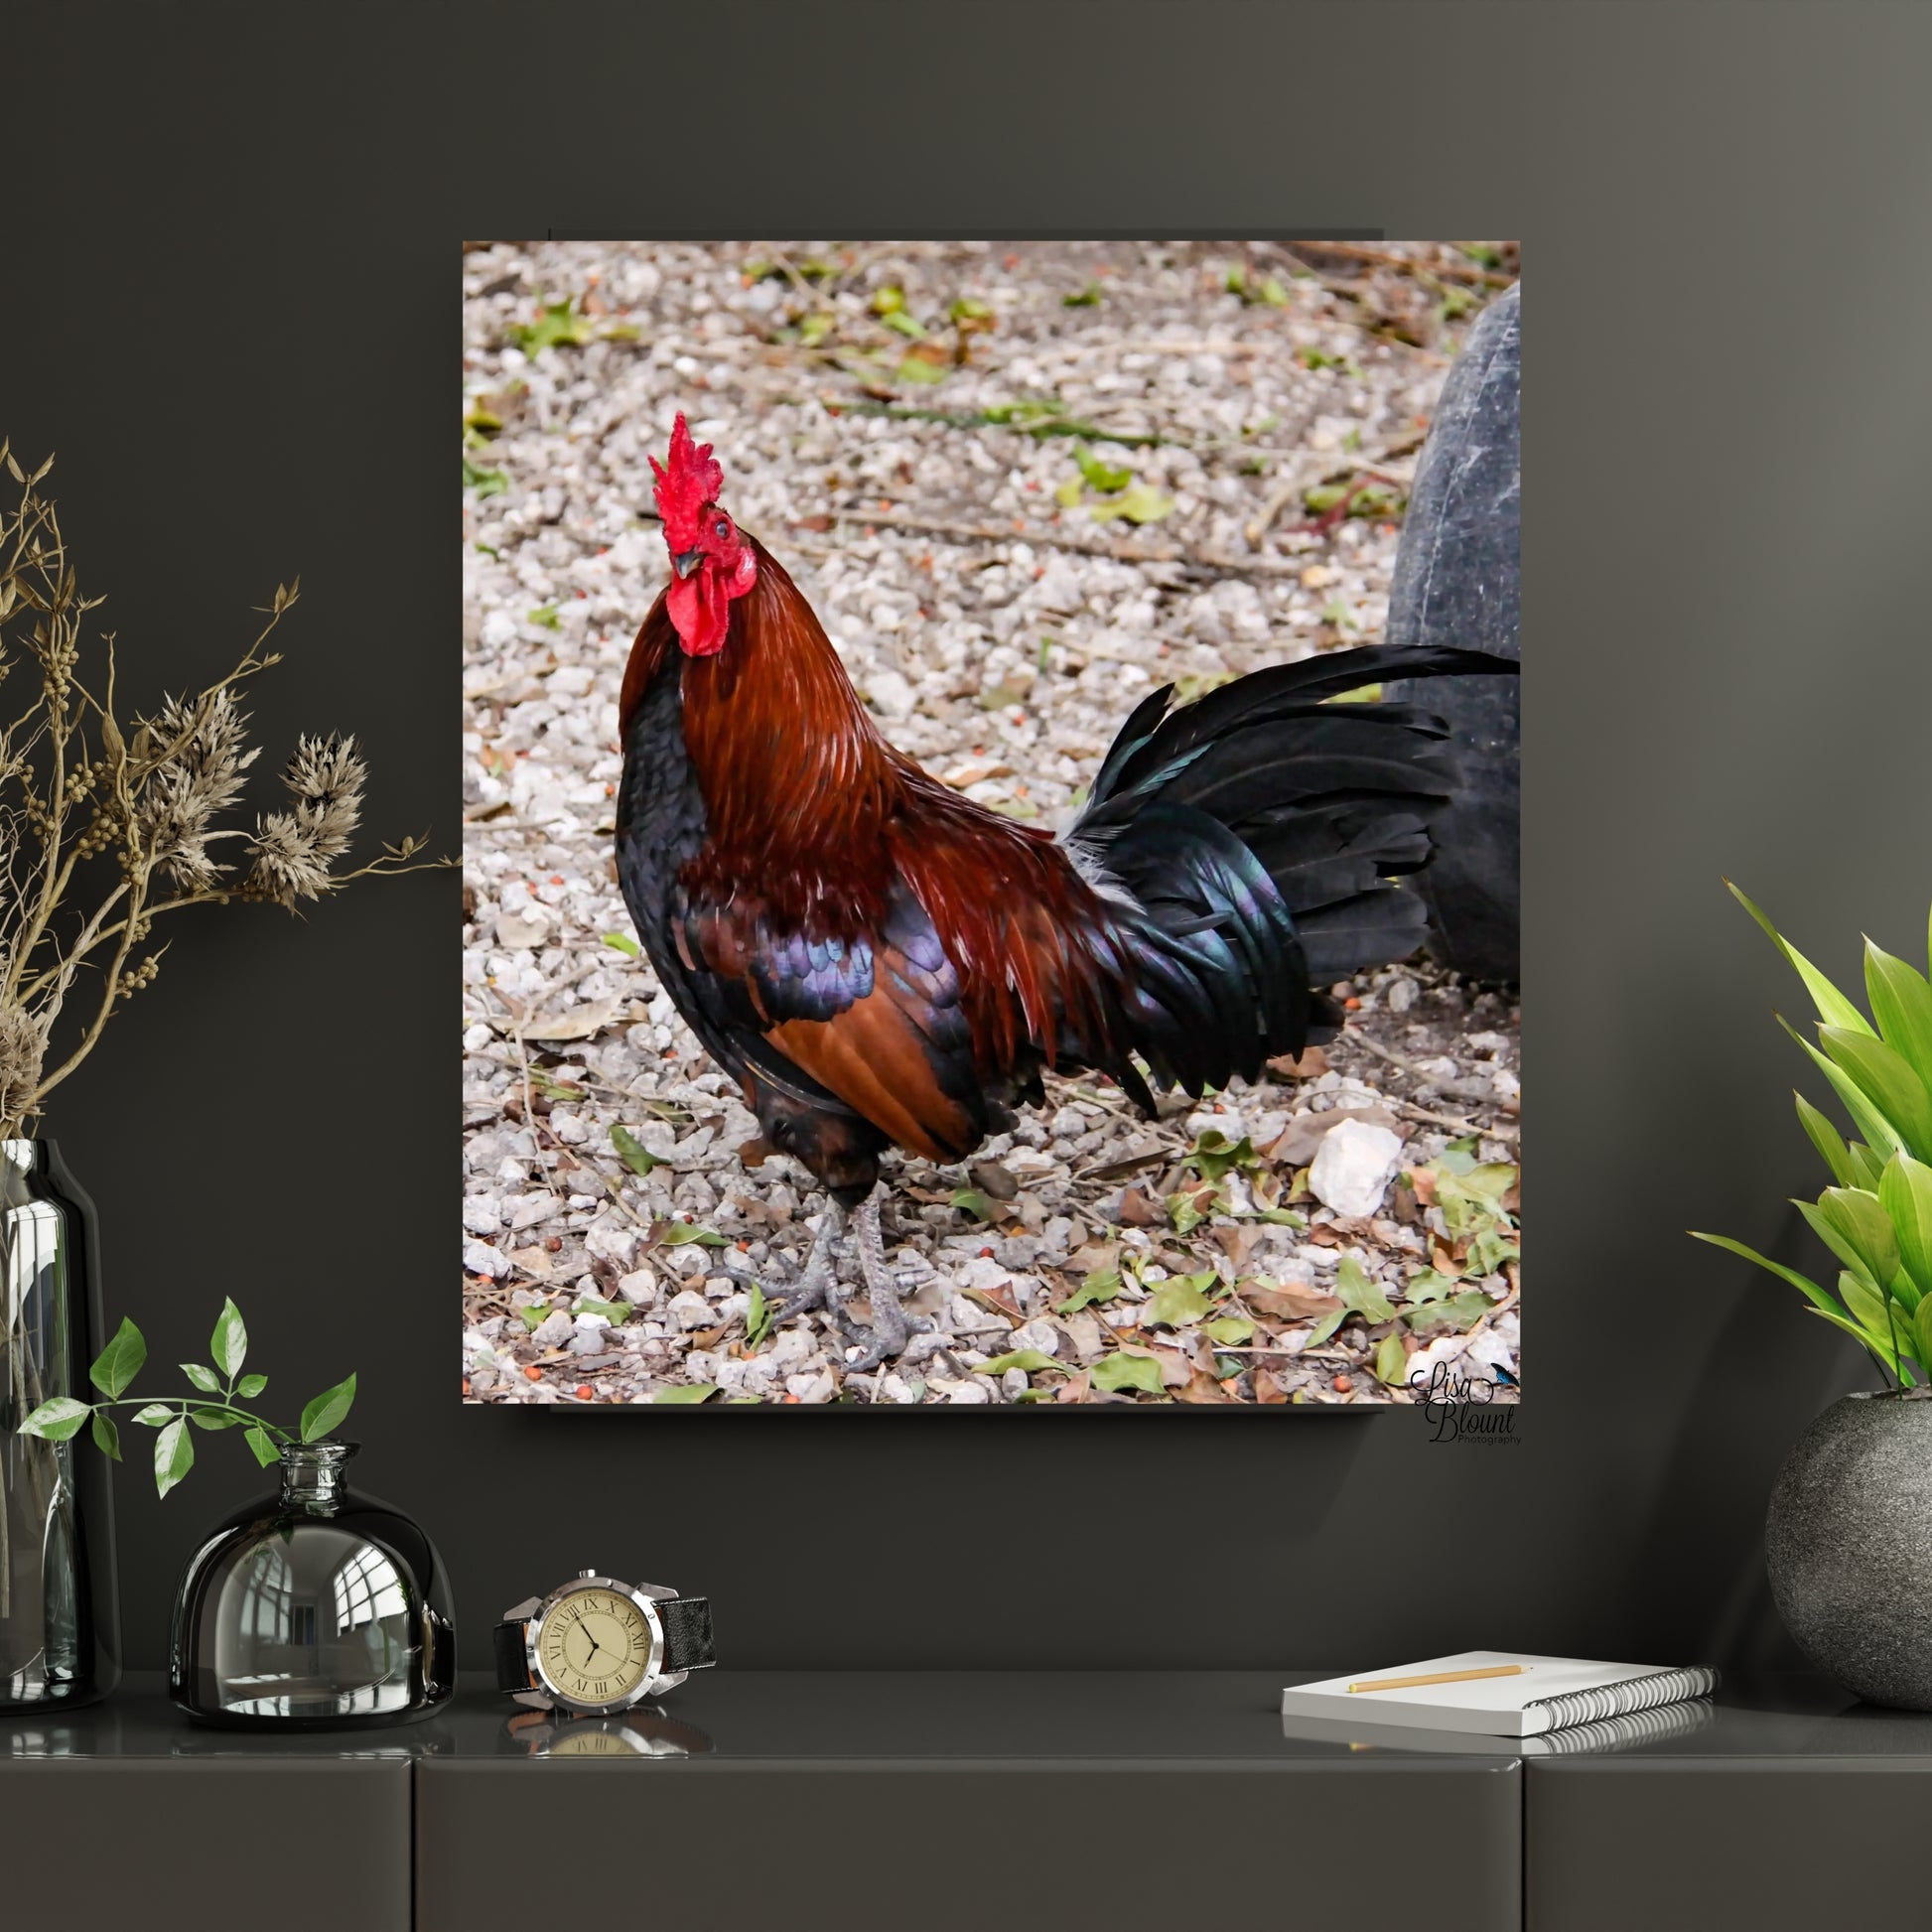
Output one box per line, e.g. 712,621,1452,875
493,1570,716,1716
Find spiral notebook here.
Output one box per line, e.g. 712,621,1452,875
1279,1650,1721,1739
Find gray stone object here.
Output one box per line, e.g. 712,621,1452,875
1385,282,1520,983
1764,1391,1932,1711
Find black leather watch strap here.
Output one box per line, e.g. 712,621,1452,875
659,1595,716,1673
493,1618,535,1691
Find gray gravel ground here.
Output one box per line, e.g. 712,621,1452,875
461,239,1520,1408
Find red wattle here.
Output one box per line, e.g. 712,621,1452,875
667,570,730,656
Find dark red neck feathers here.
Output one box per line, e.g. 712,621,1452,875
620,533,1117,1073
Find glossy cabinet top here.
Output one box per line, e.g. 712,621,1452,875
5,1671,1930,1765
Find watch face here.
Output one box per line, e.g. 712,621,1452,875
534,1584,657,1710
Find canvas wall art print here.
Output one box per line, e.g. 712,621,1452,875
461,239,1521,1409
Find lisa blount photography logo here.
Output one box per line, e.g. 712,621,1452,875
1412,1361,1519,1444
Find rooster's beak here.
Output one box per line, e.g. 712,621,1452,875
671,548,705,579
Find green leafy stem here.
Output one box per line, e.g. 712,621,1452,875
15,1298,357,1498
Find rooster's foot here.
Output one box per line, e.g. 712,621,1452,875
840,1187,929,1371
773,1202,845,1322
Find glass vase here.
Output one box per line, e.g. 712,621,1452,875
169,1440,456,1728
1,1138,121,1710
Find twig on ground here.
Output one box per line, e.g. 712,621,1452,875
796,505,1311,578
1244,432,1426,546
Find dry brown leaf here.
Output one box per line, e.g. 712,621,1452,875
1268,1046,1329,1079
1266,1106,1400,1168
1253,1368,1291,1404
1116,1185,1163,1227
1215,1223,1262,1272
1175,1368,1234,1404
519,998,623,1042
962,1283,1024,1324
969,1159,1021,1201
1056,1368,1091,1404
1244,1282,1342,1321
1062,1242,1118,1277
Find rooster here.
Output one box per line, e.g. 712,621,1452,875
617,416,1516,1368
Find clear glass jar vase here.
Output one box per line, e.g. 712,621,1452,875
168,1441,456,1728
1,1138,121,1710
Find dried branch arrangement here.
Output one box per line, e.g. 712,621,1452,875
0,443,442,1137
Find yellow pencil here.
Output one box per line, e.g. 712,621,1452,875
1347,1664,1531,1694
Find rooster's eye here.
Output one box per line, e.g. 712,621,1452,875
714,519,730,540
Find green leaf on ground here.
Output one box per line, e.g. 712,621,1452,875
1090,1351,1165,1395
1374,1333,1410,1386
653,1384,718,1404
1058,1267,1122,1314
949,1188,994,1222
1062,283,1103,307
611,1126,659,1174
1072,443,1134,493
745,1282,775,1349
1091,482,1174,524
978,1349,1063,1376
1147,1272,1218,1328
660,1222,728,1248
463,456,508,497
507,299,592,354
1202,1315,1255,1347
1406,1292,1492,1335
602,931,641,958
1306,1308,1346,1348
1189,1130,1261,1181
1335,1256,1396,1323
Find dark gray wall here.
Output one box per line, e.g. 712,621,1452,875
11,3,1928,1673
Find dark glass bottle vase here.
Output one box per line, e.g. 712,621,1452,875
170,1441,456,1728
1,1138,122,1710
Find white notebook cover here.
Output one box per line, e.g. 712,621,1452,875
1279,1649,1717,1737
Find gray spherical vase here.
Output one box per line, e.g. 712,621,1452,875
1764,1390,1932,1711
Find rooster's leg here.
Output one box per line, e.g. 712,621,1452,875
775,1201,846,1320
843,1185,928,1370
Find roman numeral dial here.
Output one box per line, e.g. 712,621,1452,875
536,1586,654,1707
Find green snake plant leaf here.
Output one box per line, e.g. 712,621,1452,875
1809,1303,1908,1381
1877,1153,1932,1306
1730,883,1874,1036
1865,939,1932,1091
1819,1027,1932,1160
1848,1140,1888,1190
1780,1018,1904,1162
1794,1092,1856,1188
1689,1231,1848,1321
1813,1187,1902,1297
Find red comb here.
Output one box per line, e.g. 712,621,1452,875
648,413,725,541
